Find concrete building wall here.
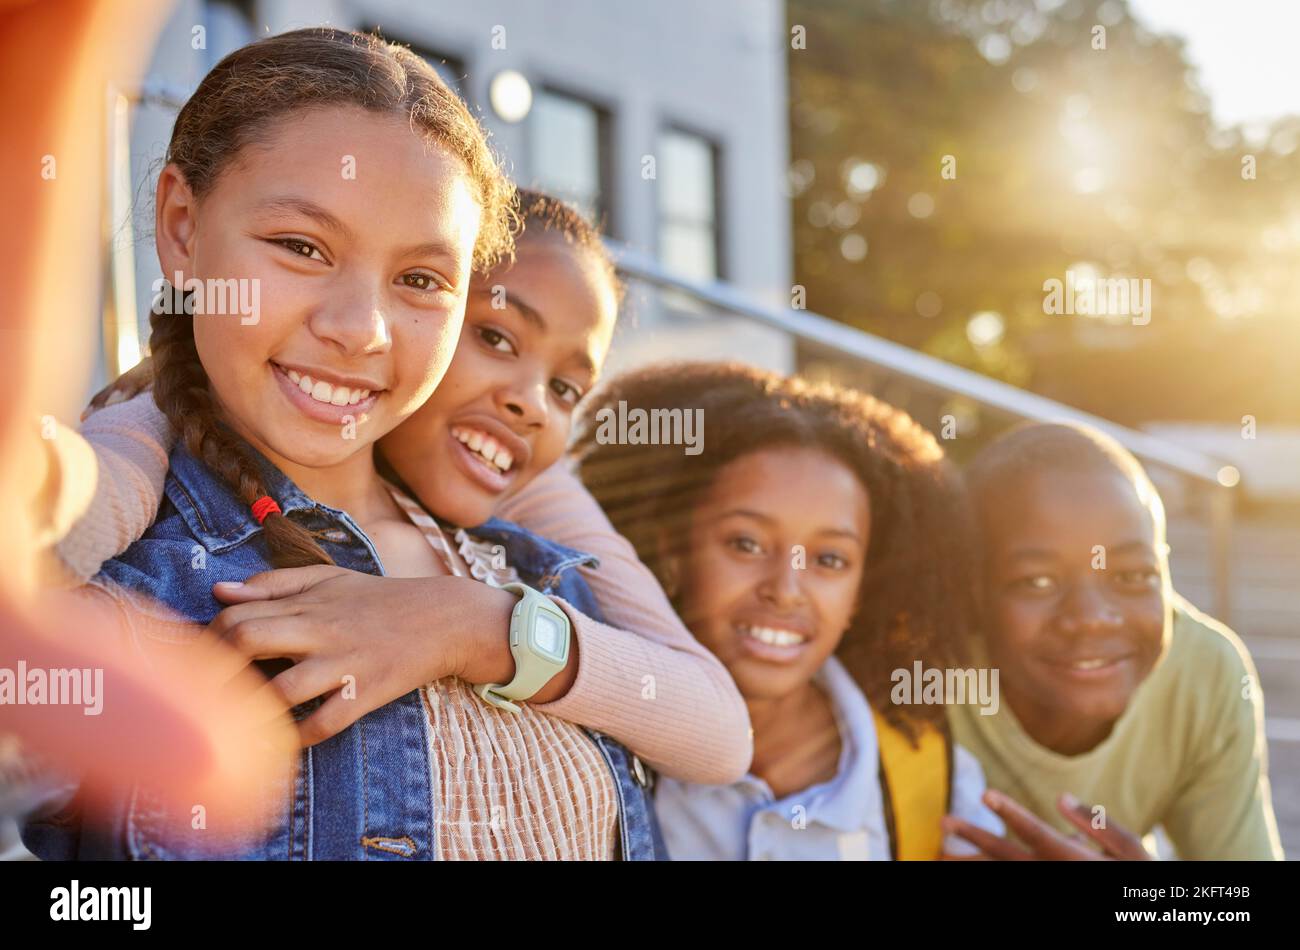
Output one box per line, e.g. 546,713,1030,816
111,0,796,388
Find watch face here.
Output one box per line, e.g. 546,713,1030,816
533,610,566,660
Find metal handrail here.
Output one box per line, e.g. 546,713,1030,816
611,244,1230,486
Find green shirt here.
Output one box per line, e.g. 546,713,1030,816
950,595,1284,859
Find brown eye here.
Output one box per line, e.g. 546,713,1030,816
550,379,581,406
478,326,515,354
273,238,326,262
1115,569,1160,590
401,270,450,294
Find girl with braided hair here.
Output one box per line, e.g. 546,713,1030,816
23,28,728,861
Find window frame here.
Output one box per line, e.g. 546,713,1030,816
526,81,618,236
655,120,725,282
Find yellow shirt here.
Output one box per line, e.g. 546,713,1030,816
950,596,1284,859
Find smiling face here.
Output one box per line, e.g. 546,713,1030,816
672,447,872,701
980,468,1172,752
378,230,618,526
156,105,483,480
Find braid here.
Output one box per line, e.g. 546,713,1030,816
149,307,334,568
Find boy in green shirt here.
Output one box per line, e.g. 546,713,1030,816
945,422,1283,860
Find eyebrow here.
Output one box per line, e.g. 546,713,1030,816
1105,541,1157,556
467,285,546,329
393,240,466,266
1007,541,1154,560
254,196,354,240
719,508,864,544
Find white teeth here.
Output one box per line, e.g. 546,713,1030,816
1072,658,1109,670
282,366,370,406
740,625,807,647
453,426,514,473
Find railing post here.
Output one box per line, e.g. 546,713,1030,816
103,87,141,378
1209,482,1234,625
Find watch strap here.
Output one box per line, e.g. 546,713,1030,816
473,582,570,713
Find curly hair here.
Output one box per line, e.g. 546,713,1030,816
513,187,624,305
572,361,980,740
152,27,516,568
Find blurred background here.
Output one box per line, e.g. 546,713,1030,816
81,0,1297,855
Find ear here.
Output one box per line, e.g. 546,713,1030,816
155,163,199,285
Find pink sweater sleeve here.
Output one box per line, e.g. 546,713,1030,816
53,393,174,585
498,461,752,783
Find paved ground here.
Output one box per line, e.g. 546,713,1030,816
1167,506,1300,857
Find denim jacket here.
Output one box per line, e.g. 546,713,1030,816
22,442,665,861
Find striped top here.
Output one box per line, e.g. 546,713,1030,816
386,484,619,861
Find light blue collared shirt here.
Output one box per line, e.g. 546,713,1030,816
655,657,1003,860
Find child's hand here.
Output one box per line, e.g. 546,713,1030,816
12,589,298,839
208,566,518,747
942,789,1152,860
81,356,155,420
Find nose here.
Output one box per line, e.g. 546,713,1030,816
495,370,549,430
1056,581,1125,637
756,556,807,611
308,280,392,358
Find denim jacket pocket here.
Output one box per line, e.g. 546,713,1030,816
124,749,307,860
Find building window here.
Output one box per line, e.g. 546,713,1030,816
203,1,255,67
529,88,612,228
657,128,721,282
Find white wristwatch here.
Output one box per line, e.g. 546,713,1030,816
473,582,571,713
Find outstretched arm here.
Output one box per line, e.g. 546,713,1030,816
41,390,172,587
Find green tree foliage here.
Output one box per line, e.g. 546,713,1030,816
788,0,1300,425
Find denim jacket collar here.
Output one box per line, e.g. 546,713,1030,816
472,517,599,584
165,438,339,554
167,441,603,580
